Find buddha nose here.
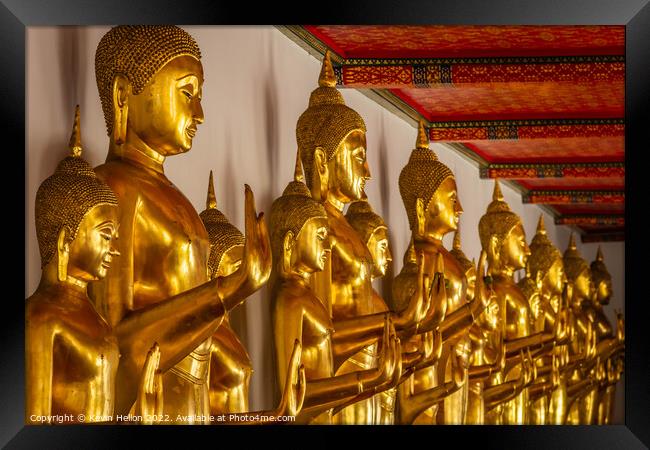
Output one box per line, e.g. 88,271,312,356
456,197,464,215
193,101,204,124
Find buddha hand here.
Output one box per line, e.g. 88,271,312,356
585,321,598,360
372,315,402,389
615,310,625,342
517,348,535,388
423,329,443,362
276,340,306,417
551,353,561,388
472,251,494,318
451,347,468,388
553,307,571,344
222,185,272,310
417,252,448,333
396,252,434,331
135,342,163,424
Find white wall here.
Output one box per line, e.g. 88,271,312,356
26,25,625,422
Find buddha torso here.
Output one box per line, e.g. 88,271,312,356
94,156,213,422
273,277,335,424
316,202,378,424
394,241,467,424
208,316,253,414
26,285,119,422
492,275,531,424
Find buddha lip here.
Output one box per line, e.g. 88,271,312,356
186,127,197,138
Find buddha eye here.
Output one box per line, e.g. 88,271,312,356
182,90,193,100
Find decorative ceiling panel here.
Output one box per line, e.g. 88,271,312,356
305,26,625,58
291,25,626,242
515,177,624,191
391,82,623,122
463,137,623,163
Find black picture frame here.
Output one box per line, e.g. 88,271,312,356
7,0,648,448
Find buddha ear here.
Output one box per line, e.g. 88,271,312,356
282,230,295,274
312,147,328,202
488,235,500,267
56,226,71,282
415,198,425,237
112,74,130,145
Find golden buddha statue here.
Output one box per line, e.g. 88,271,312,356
199,171,305,420
588,247,624,424
270,156,400,425
27,106,161,423
478,180,563,424
297,50,430,424
523,215,569,424
90,26,272,421
393,122,495,424
345,199,435,424
563,233,600,424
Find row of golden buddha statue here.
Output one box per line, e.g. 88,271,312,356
26,25,624,425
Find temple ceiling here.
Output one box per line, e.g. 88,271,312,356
282,25,625,243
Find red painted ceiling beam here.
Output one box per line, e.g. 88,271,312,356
335,57,624,88
480,162,624,179
555,215,624,226
581,232,625,243
427,119,623,142
523,190,625,204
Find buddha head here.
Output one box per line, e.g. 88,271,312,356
528,215,566,301
35,106,120,284
270,152,330,278
398,121,461,241
449,224,476,301
345,200,392,278
297,50,369,206
199,171,245,280
590,247,613,306
478,180,529,275
95,26,204,158
563,233,593,304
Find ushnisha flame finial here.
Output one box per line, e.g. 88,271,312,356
294,149,304,183
206,170,217,210
416,120,429,150
319,50,337,88
68,105,82,157
536,214,546,235
493,178,503,202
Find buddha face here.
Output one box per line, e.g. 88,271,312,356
500,223,530,270
542,259,566,296
367,227,392,278
572,268,594,303
595,278,612,305
66,204,120,282
327,130,370,202
292,217,330,273
126,55,204,156
216,245,244,278
422,177,462,239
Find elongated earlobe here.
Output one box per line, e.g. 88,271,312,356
415,198,425,238
56,227,70,282
312,148,328,203
112,75,129,145
282,231,295,275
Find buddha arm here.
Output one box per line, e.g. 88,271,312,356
397,379,459,424
528,379,554,401
439,302,475,342
25,319,54,420
505,332,552,356
483,381,523,410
